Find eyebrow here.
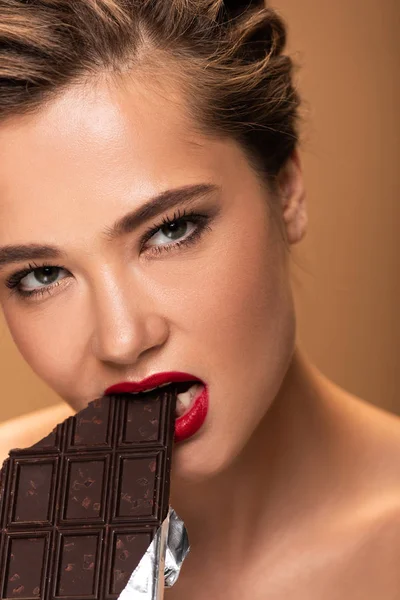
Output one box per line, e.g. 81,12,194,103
103,182,219,240
0,244,65,270
0,182,219,270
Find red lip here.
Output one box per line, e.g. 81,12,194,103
104,371,208,443
174,384,209,443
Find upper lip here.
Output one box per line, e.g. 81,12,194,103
104,371,202,395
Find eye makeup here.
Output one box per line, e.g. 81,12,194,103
4,207,214,300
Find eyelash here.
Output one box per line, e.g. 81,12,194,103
141,208,211,254
5,208,212,300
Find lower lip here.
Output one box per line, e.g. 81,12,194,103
175,384,209,443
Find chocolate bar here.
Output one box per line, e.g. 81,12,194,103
0,388,176,599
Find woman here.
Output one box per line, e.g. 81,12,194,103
0,0,399,597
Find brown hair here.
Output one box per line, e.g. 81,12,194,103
0,0,301,194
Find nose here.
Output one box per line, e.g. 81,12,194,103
89,276,169,366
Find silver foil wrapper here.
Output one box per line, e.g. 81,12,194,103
117,507,190,600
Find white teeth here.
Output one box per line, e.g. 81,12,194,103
176,383,202,410
129,382,203,409
127,381,204,418
175,399,186,418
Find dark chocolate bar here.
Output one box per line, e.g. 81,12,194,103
0,389,176,600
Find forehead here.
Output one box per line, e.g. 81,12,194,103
0,75,207,192
0,75,246,235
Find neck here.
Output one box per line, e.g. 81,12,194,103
170,346,338,565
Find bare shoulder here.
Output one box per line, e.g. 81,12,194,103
290,385,400,600
327,389,400,596
324,373,400,476
336,491,400,599
0,403,75,465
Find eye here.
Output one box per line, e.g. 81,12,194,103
146,219,196,246
140,208,213,257
19,266,67,291
6,264,70,298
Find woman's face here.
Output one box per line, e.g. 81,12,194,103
0,75,305,481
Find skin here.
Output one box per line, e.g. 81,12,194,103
0,73,399,599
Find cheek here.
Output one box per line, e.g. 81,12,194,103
201,237,293,410
172,215,295,478
175,211,291,363
2,300,85,397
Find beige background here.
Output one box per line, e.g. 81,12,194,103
0,0,399,423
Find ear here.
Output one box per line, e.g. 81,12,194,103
277,149,308,245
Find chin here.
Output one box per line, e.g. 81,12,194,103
172,431,243,485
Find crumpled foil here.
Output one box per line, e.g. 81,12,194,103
117,507,190,600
